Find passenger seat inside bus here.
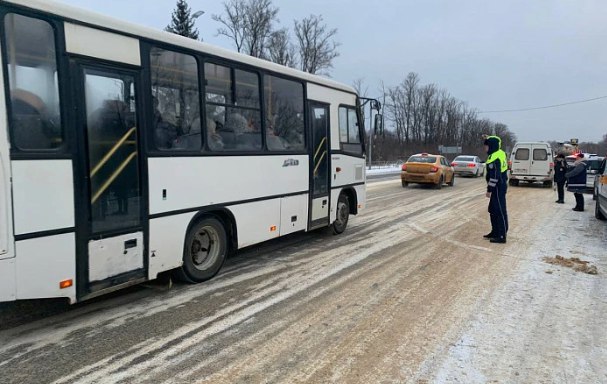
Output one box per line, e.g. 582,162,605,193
10,89,56,149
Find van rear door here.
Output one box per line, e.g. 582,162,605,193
511,146,531,175
530,144,549,176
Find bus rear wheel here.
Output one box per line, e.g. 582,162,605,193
176,217,227,283
331,194,350,235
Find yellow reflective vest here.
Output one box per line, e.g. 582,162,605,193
487,149,508,173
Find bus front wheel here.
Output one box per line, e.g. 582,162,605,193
331,194,350,235
176,217,228,283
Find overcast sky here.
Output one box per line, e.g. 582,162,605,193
56,0,607,143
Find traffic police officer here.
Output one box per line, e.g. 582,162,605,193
483,135,508,243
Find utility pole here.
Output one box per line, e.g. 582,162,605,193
368,104,373,169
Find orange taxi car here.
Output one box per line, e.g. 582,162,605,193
401,153,455,189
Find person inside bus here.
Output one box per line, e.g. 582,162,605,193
10,89,57,149
266,125,287,150
221,112,247,149
206,118,224,151
246,116,260,132
172,117,201,150
152,96,178,149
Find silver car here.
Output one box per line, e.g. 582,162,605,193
451,155,484,177
592,157,605,200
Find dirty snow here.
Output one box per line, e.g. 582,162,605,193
416,193,607,383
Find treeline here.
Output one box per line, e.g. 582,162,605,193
372,72,517,161
550,136,607,157
577,136,607,156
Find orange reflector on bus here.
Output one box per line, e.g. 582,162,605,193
59,279,73,289
270,225,277,232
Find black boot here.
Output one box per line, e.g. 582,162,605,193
483,232,495,239
490,236,506,243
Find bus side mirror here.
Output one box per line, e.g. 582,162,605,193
374,114,383,134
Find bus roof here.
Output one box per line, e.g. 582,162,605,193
5,0,357,95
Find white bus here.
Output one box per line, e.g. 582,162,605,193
0,0,368,303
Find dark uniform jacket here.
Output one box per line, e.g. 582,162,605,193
553,158,567,183
565,161,587,192
485,137,507,193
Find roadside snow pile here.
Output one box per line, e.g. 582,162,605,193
543,255,598,275
366,165,402,176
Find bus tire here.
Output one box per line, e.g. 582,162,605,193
331,194,350,235
176,217,228,283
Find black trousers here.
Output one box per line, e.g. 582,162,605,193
556,181,565,202
488,187,508,238
574,192,584,210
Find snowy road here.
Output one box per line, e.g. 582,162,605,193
0,176,605,383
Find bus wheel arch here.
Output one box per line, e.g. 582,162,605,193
340,187,358,215
332,188,356,235
175,209,236,283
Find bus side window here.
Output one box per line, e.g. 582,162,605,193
149,47,201,151
4,13,63,151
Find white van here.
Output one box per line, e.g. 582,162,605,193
509,142,554,187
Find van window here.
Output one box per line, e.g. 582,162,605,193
514,148,529,160
533,148,547,161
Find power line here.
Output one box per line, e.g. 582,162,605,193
478,95,607,113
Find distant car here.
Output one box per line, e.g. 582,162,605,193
584,156,604,194
593,158,606,200
451,155,484,177
401,153,455,189
595,158,607,220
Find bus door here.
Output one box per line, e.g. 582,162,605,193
73,63,146,299
308,102,330,229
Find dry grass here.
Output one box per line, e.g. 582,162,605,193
543,255,598,275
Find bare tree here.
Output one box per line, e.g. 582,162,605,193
267,28,296,67
213,0,246,52
381,72,518,158
294,15,340,75
419,84,437,145
352,78,368,97
402,72,419,144
243,0,279,57
213,0,278,58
